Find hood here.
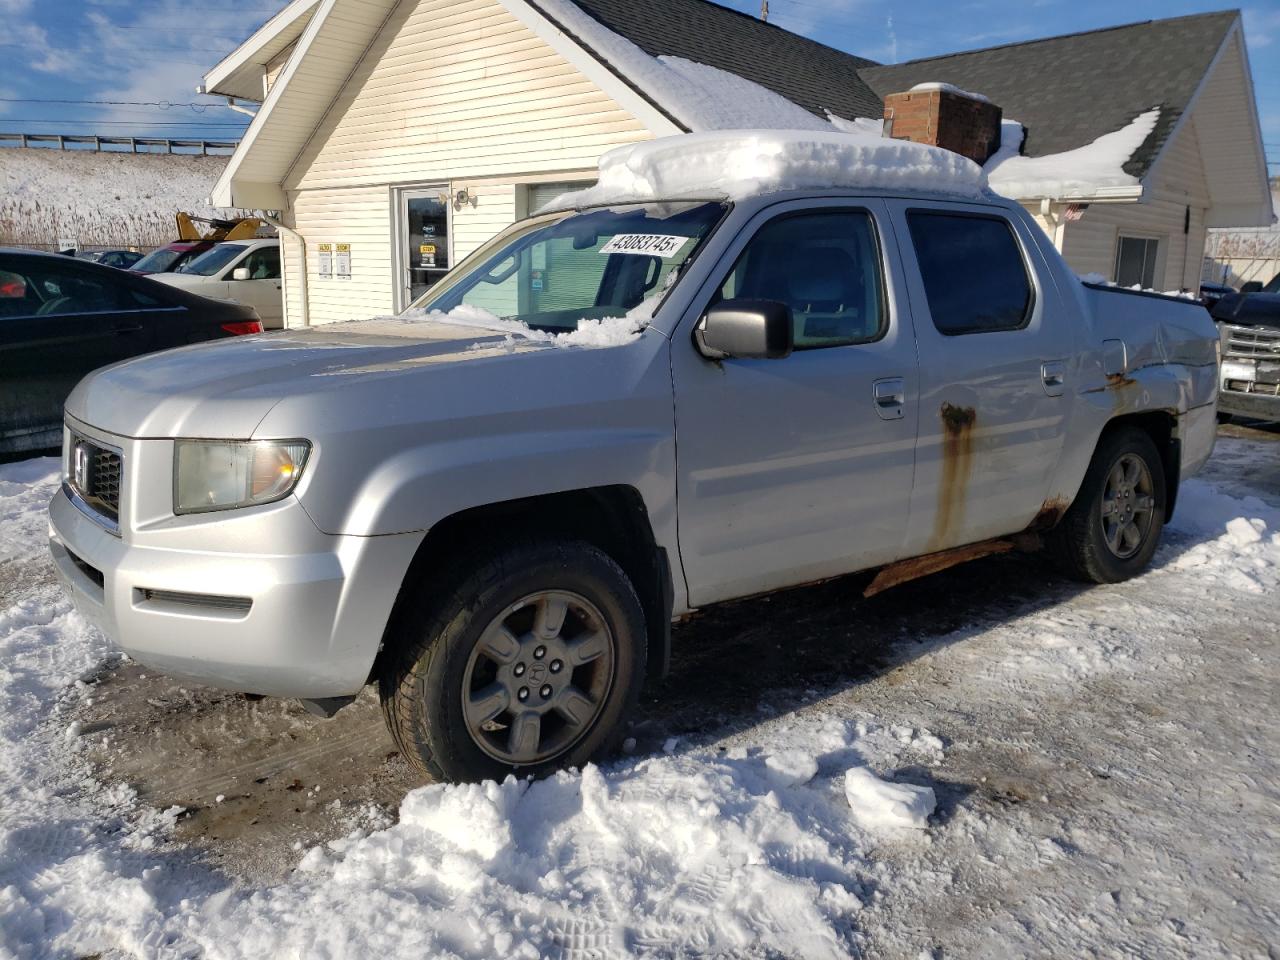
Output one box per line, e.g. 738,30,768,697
150,272,217,288
1211,292,1280,327
66,317,651,439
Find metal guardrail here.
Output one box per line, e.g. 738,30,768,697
0,133,240,155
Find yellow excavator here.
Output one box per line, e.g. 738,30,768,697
175,213,265,243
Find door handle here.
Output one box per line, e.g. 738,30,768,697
873,377,906,420
113,323,143,335
1041,360,1066,397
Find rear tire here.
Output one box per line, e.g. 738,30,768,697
378,540,646,783
1047,426,1167,584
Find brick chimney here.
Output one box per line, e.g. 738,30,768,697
883,83,1002,166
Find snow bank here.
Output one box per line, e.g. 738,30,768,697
986,109,1160,200
0,457,61,562
546,130,987,211
844,767,936,830
1163,478,1280,595
0,148,237,249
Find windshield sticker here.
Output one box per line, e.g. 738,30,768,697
600,234,691,258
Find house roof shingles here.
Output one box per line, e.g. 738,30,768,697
559,0,885,124
558,2,1238,182
858,11,1239,179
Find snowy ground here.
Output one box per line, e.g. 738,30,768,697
1,429,1277,959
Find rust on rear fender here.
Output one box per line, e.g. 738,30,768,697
1028,495,1071,531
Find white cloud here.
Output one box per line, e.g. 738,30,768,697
1243,5,1280,48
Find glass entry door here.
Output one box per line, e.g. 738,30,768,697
402,189,450,305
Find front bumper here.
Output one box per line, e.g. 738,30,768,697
48,438,423,698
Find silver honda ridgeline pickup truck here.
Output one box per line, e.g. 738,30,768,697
50,187,1219,783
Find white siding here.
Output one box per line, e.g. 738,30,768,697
263,43,296,97
1191,32,1271,224
1057,117,1212,291
280,0,650,324
290,185,395,326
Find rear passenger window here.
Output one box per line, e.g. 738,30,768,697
716,211,885,349
907,212,1033,335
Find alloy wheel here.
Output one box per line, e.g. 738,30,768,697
461,590,616,766
1100,453,1156,560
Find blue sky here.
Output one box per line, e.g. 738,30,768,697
0,0,1275,173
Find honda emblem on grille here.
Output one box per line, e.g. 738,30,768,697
73,442,90,495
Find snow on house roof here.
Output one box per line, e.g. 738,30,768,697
532,0,836,132
541,130,988,211
554,0,883,125
985,109,1161,201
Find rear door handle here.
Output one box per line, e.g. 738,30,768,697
873,377,906,420
1041,360,1066,397
113,322,144,335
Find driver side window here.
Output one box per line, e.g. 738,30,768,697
241,247,281,280
716,210,886,350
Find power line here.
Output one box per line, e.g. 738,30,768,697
0,98,225,108
0,119,249,128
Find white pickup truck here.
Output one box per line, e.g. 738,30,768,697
49,133,1219,783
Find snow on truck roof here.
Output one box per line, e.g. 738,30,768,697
542,130,992,211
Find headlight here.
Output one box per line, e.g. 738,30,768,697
174,440,311,515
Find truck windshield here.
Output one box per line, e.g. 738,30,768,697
411,201,727,332
178,244,247,277
131,247,184,274
1265,274,1279,294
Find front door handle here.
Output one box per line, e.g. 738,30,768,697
113,322,143,335
873,377,906,420
1041,360,1066,397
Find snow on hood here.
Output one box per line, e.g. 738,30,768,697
544,130,988,211
985,109,1160,200
391,300,658,349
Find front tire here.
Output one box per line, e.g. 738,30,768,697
379,540,646,783
1047,426,1167,584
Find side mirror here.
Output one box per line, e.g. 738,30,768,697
232,267,251,282
695,299,793,360
1240,281,1263,294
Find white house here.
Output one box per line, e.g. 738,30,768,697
201,0,1273,327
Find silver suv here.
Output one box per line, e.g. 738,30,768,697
50,187,1219,783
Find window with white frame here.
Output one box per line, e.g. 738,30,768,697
1115,236,1159,289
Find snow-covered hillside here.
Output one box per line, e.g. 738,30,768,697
0,148,235,250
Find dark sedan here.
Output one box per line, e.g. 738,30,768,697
77,250,146,270
0,249,263,459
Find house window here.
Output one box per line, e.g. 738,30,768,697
1115,236,1159,289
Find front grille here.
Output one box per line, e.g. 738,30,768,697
1225,326,1280,359
1225,379,1280,397
69,434,123,525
